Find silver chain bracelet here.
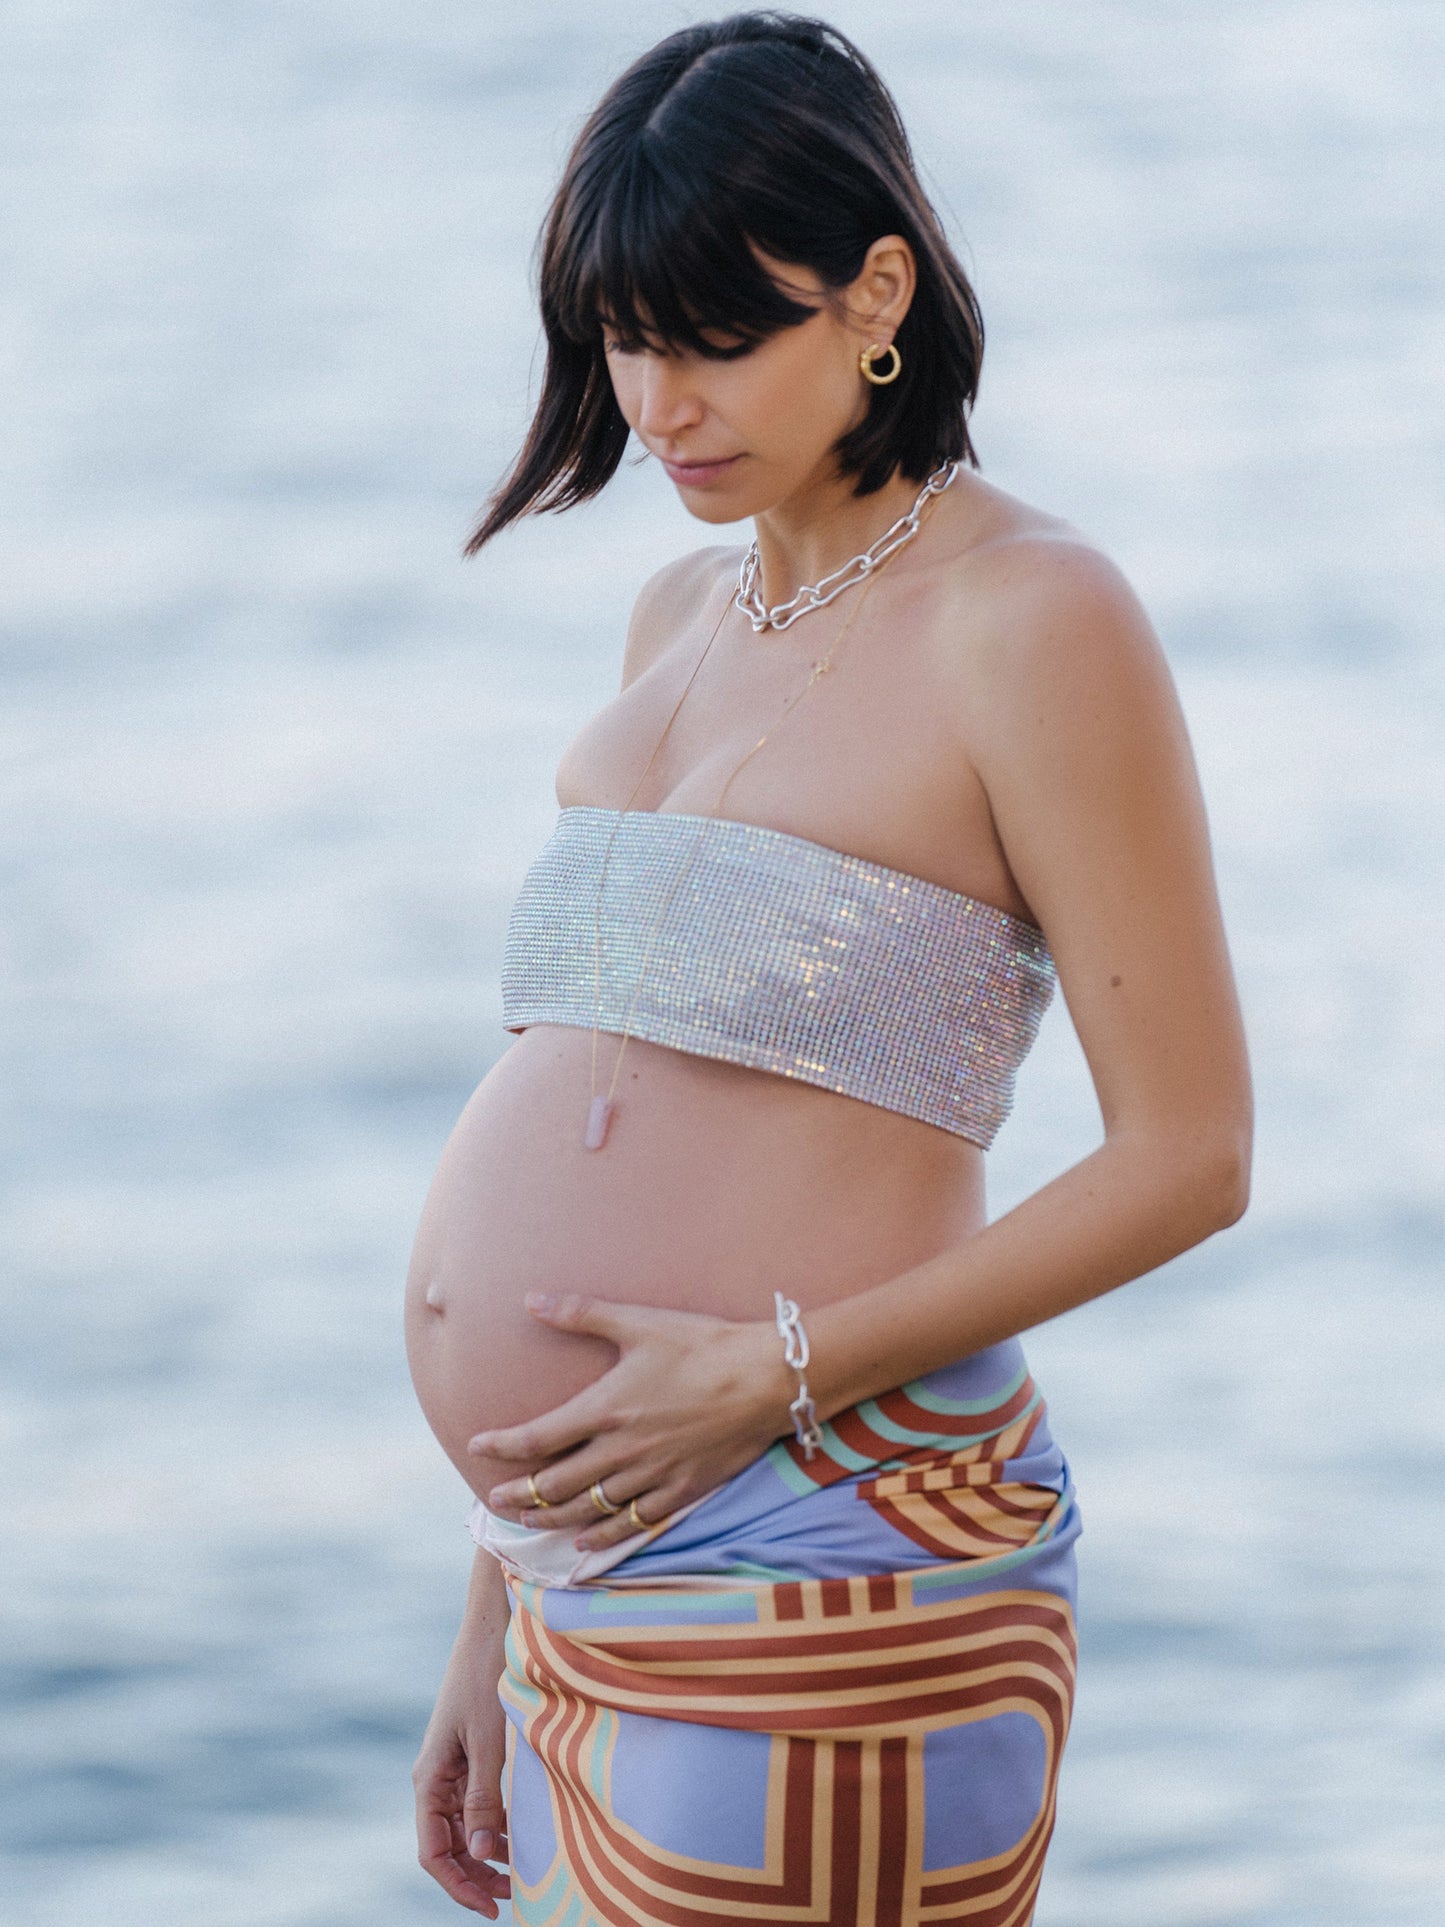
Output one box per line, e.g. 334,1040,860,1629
773,1292,826,1461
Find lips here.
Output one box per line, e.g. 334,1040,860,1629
660,453,742,486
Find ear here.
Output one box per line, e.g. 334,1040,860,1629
846,233,917,344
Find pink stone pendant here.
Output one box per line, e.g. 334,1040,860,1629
583,1095,614,1151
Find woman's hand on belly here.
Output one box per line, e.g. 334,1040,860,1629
471,1293,794,1550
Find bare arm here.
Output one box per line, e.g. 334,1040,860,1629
801,538,1252,1412
412,1550,514,1919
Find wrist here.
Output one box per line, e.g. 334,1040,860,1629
459,1550,512,1643
786,1289,895,1425
448,1609,509,1701
770,1291,826,1459
732,1317,799,1443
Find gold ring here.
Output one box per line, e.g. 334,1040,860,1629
628,1497,647,1532
526,1473,551,1510
589,1480,622,1517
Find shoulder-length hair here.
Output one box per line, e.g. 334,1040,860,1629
465,11,984,553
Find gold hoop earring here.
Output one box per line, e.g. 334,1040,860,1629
860,341,902,386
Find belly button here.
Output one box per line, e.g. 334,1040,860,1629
424,1278,444,1311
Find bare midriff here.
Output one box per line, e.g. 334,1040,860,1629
403,1024,986,1502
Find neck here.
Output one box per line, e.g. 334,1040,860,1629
751,463,925,613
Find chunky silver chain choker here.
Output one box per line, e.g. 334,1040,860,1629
734,459,960,633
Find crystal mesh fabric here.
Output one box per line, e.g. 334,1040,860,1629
500,807,1056,1149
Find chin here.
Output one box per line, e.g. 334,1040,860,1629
673,472,788,526
678,495,753,526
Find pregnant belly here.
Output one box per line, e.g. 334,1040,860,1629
403,1026,984,1501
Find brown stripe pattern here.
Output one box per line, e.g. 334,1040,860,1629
776,1371,1061,1565
502,1568,1077,1926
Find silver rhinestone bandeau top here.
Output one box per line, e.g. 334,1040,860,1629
500,807,1056,1149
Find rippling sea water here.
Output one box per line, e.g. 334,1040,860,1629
2,3,1442,1921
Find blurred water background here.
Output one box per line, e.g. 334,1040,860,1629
2,1,1442,1921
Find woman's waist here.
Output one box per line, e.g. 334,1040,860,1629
472,1335,1069,1592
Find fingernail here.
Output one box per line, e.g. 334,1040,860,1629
469,1828,493,1858
526,1292,556,1312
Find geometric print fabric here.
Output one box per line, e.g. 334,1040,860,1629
498,1342,1081,1925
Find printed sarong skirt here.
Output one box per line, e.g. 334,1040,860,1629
499,1337,1081,1926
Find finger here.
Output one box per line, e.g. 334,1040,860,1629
451,1848,510,1911
461,1823,510,1867
541,1471,647,1533
524,1290,653,1345
454,1795,516,1903
417,1780,506,1917
489,1443,660,1523
438,1824,509,1911
575,1482,683,1554
419,1822,501,1916
462,1775,510,1871
520,1462,667,1533
452,1812,513,1892
467,1385,606,1465
444,1811,512,1915
413,1739,465,1863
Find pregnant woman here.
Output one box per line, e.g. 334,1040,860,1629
407,14,1252,1924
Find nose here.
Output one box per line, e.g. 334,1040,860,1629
634,354,704,443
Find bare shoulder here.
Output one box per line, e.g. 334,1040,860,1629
940,478,1159,662
621,544,745,687
931,491,1180,775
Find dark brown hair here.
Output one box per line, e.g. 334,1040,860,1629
465,11,984,553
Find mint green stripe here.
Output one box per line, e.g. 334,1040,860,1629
907,1501,1071,1597
584,1707,615,1801
502,1669,545,1718
811,1426,877,1472
515,1857,570,1924
502,1619,544,1715
585,1587,757,1619
909,1536,1054,1593
852,1381,1038,1450
857,1402,1014,1450
720,1559,806,1582
766,1438,821,1495
899,1362,1030,1416
771,1426,877,1478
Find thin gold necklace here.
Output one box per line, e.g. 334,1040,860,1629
584,546,897,1151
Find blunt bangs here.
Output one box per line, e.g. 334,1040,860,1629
467,12,985,553
558,143,820,359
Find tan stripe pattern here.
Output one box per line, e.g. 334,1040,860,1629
502,1569,1077,1926
776,1370,1064,1565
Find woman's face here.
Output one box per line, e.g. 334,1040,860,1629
600,241,914,524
